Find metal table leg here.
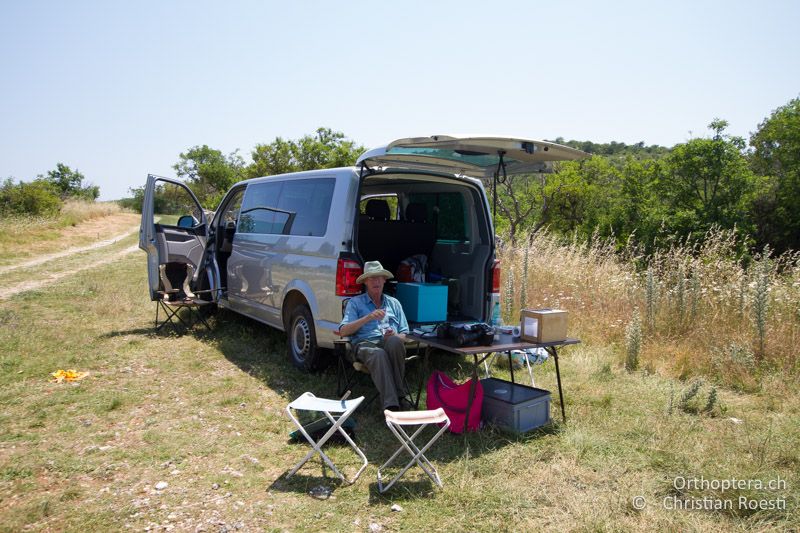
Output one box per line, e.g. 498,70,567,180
463,354,479,432
462,353,495,432
414,344,430,410
547,346,566,423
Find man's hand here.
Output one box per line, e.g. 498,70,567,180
340,308,387,338
368,309,386,321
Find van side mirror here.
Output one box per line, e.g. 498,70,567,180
177,215,197,228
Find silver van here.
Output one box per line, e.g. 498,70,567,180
139,135,585,370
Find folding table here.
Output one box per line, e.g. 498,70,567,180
406,333,580,432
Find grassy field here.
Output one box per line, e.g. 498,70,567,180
0,222,797,532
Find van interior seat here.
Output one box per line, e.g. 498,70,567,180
402,203,436,261
405,202,427,223
365,199,390,221
358,201,437,275
358,200,396,270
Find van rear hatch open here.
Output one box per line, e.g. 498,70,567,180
357,135,588,180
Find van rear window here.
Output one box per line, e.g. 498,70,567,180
408,192,468,242
238,178,335,236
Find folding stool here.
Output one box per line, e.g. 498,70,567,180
377,407,451,493
285,392,368,484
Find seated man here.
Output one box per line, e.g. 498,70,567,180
339,261,410,410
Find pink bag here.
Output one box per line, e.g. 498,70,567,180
426,370,483,433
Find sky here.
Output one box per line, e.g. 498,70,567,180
1,1,798,201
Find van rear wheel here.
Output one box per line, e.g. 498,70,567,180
287,304,326,372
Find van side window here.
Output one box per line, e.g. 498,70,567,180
408,192,468,242
238,182,283,234
238,178,335,236
151,180,203,227
277,179,335,236
221,188,244,227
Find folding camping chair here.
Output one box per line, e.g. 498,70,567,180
377,407,451,493
155,263,213,334
334,296,422,409
335,335,424,409
285,392,368,484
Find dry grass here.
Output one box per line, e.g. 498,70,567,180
498,229,800,391
60,199,127,224
0,199,125,234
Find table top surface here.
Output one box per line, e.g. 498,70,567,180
405,333,581,355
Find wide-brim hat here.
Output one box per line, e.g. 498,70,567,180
356,261,394,284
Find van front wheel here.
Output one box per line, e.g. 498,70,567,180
287,305,324,372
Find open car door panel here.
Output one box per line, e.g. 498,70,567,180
139,174,210,301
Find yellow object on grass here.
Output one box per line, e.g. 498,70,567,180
51,369,88,383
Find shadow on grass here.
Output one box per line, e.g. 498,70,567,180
99,305,218,339
268,470,346,496
366,479,437,502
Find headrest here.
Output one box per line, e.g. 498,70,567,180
365,199,390,221
405,202,427,223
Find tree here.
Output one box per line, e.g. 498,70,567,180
749,97,800,253
247,127,364,178
40,163,99,200
551,137,670,162
173,146,245,206
545,157,623,239
248,137,295,176
489,157,650,247
486,171,556,244
0,178,61,216
655,120,756,242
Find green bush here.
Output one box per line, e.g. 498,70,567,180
0,179,61,217
117,197,142,213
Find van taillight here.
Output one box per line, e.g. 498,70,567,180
336,259,363,296
491,259,501,293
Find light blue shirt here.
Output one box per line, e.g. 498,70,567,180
339,292,409,345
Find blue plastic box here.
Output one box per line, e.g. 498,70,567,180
395,282,448,323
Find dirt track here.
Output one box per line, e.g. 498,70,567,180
0,222,140,300
0,226,139,275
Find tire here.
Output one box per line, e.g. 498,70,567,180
286,304,328,372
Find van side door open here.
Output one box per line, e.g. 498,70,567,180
139,174,209,301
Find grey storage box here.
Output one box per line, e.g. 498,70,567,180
480,378,551,433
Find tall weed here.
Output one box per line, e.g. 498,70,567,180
625,312,642,371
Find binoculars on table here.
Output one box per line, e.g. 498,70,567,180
435,322,495,347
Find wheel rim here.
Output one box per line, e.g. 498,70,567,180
291,316,311,362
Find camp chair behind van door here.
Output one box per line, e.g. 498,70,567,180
155,263,213,334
